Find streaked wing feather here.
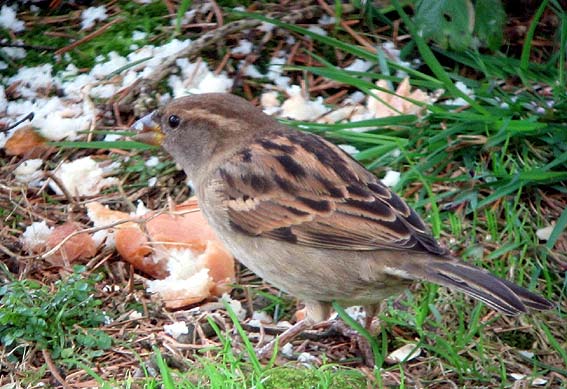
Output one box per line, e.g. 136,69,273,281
212,129,447,255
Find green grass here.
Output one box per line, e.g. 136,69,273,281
82,310,372,388
117,358,370,388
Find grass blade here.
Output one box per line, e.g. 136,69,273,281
153,346,176,389
223,300,263,374
233,11,375,61
558,11,567,90
391,0,490,115
546,206,567,250
520,0,550,80
332,301,383,368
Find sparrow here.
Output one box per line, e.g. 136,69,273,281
132,93,554,358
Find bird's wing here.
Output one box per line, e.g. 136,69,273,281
208,129,555,316
211,129,447,255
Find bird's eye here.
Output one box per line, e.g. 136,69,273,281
168,115,180,128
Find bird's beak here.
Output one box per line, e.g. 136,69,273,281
131,112,164,146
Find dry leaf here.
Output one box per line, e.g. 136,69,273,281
4,126,51,158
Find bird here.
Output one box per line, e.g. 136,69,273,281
132,92,554,360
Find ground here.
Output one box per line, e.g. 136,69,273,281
0,1,566,388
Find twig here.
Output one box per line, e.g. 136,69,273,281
45,172,79,208
163,0,175,15
209,0,224,27
0,242,20,258
42,349,72,389
54,18,124,56
2,112,34,132
214,52,231,75
160,332,220,350
317,0,377,53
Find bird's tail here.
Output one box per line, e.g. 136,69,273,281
395,257,554,315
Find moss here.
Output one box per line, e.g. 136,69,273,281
262,366,369,389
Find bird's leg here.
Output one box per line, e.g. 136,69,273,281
364,303,381,334
356,303,381,366
256,300,330,360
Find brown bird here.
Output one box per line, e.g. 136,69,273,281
132,93,553,359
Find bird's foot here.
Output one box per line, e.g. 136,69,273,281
356,335,376,367
255,319,310,360
254,317,380,366
315,317,380,367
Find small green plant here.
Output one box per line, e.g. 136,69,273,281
0,266,112,368
413,0,506,51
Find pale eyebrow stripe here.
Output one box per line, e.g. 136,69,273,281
182,108,247,130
